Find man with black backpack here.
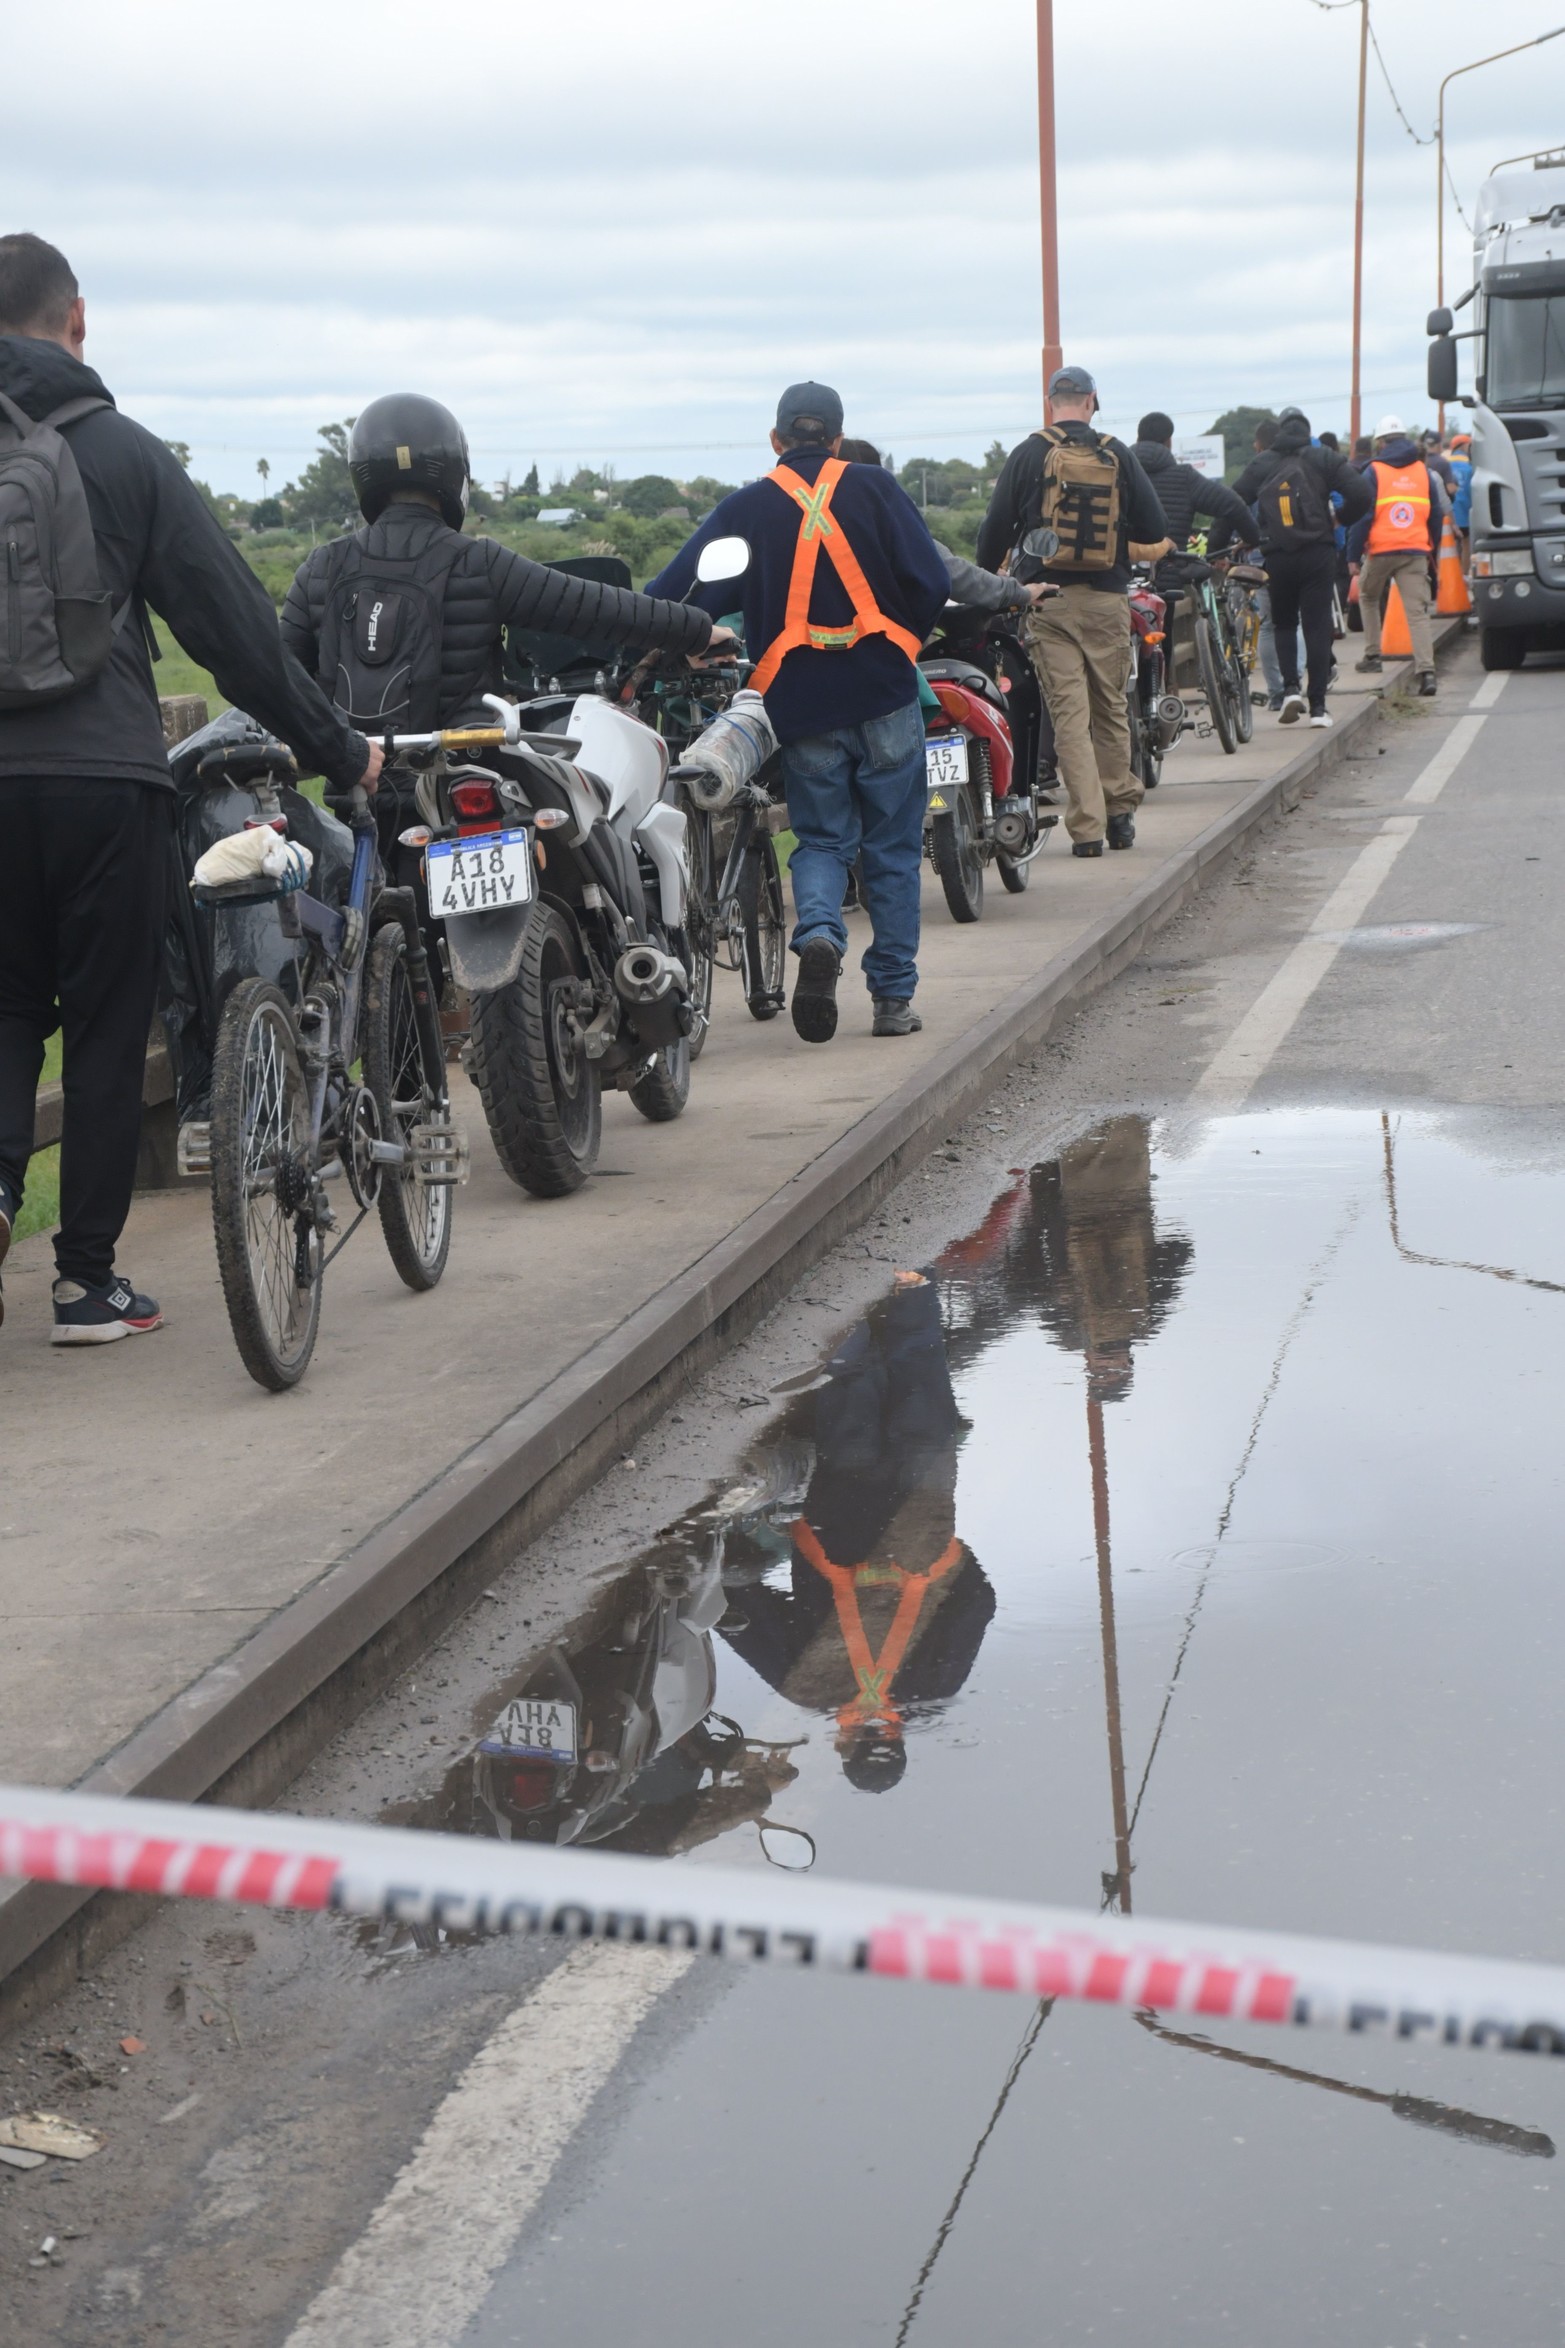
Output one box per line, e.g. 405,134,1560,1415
976,368,1171,856
280,393,721,916
0,233,382,1348
1226,409,1371,728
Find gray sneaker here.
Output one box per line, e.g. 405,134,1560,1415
872,999,923,1037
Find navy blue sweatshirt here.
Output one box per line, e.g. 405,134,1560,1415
646,449,949,744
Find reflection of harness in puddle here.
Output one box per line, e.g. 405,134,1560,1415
792,1520,964,1733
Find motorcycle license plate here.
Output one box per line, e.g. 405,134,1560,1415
426,829,534,919
925,739,970,804
478,1697,578,1762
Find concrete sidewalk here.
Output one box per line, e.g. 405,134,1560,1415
0,654,1427,1996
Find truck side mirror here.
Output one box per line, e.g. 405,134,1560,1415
1427,336,1459,405
1426,306,1454,337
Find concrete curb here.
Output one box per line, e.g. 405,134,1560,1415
0,621,1467,2015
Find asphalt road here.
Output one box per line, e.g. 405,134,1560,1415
6,638,1565,2347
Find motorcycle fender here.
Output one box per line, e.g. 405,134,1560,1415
633,799,688,929
441,902,533,993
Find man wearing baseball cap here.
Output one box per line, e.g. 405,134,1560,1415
977,367,1172,855
651,382,948,1041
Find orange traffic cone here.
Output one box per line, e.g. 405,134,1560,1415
1436,517,1471,615
1380,581,1412,657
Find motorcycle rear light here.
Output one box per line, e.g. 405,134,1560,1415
533,807,570,830
450,780,499,821
506,1762,560,1810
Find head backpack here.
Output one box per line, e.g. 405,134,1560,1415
1256,450,1332,546
1029,424,1123,572
0,392,137,709
315,525,475,733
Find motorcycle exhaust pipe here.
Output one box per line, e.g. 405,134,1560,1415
614,944,689,1005
1154,694,1186,750
992,806,1031,854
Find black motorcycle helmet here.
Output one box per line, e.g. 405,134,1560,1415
349,393,470,530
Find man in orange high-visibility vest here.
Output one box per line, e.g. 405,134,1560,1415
649,384,949,1044
1349,416,1447,698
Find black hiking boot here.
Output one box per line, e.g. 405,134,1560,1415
790,938,842,1043
872,1000,922,1037
1107,812,1136,850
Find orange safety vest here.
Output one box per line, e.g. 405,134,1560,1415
792,1518,964,1733
1366,460,1431,556
748,459,925,695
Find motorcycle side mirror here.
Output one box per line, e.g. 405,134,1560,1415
695,535,751,585
1020,527,1060,561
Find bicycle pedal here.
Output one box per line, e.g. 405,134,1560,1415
177,1121,212,1178
409,1121,471,1186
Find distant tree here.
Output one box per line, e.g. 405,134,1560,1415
685,474,736,509
984,439,1008,472
283,420,358,530
256,457,271,494
569,465,605,494
466,483,496,523
1209,407,1279,480
250,497,285,531
523,462,540,495
163,440,192,469
620,473,689,519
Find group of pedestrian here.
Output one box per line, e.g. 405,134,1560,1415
0,224,1451,1358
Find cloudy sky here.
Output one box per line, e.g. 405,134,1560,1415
6,0,1562,493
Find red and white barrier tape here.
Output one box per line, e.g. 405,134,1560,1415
3,1781,1562,2057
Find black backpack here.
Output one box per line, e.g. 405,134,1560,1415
0,392,131,709
314,526,475,733
1255,448,1332,546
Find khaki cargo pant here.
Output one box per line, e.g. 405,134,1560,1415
1025,585,1139,845
1359,547,1435,672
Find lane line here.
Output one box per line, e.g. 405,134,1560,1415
1470,669,1511,710
1193,697,1497,1105
284,1944,692,2348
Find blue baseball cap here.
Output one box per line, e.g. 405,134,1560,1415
775,381,844,439
1047,365,1098,401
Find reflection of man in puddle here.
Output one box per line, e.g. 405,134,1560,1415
1029,1117,1191,1398
721,1271,995,1790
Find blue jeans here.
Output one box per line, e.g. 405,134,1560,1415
779,700,925,1001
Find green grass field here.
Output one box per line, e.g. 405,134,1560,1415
15,1035,63,1244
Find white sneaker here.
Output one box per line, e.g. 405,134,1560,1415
1307,710,1334,730
1278,693,1308,725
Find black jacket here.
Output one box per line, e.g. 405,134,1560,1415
282,504,714,724
0,335,369,792
1129,442,1259,553
1228,418,1373,552
976,424,1169,593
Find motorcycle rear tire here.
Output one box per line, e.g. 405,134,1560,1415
469,902,601,1198
628,1035,691,1123
1128,686,1162,792
998,848,1031,893
1195,614,1238,755
738,832,787,1021
931,784,984,922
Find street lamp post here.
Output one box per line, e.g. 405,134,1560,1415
1037,0,1062,419
1350,0,1369,451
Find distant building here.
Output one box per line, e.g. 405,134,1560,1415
536,508,584,528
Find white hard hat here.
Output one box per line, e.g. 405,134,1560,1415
1373,413,1405,439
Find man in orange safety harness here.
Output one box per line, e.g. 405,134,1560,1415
649,383,949,1044
1349,415,1446,697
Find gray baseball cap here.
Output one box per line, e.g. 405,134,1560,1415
1047,364,1098,401
775,380,844,438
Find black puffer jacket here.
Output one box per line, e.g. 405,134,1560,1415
281,504,714,724
1130,442,1259,553
0,335,369,792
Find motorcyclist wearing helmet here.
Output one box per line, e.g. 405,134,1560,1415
280,392,722,801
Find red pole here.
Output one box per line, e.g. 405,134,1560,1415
1350,0,1368,449
1037,0,1062,420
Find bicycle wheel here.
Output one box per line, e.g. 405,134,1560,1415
1195,613,1238,755
1224,626,1254,743
362,922,452,1292
469,902,601,1196
209,977,321,1391
628,1035,691,1123
675,790,715,1059
931,782,984,922
1127,683,1162,793
738,832,787,1020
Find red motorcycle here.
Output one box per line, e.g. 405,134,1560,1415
919,607,1058,923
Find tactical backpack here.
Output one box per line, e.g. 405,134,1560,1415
0,392,130,709
1031,425,1124,572
1255,449,1332,546
315,528,476,733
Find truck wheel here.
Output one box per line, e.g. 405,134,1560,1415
1479,628,1527,671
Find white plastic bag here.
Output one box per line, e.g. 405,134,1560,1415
191,825,314,894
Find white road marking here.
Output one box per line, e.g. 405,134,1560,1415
1469,669,1512,710
1193,698,1496,1105
284,1943,692,2348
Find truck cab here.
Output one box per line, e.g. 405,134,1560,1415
1429,149,1565,669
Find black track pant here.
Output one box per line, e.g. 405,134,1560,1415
1262,542,1338,714
0,779,172,1287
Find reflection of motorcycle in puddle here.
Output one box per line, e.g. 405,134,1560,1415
721,1272,995,1793
473,1539,802,1854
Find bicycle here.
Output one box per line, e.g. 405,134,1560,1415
668,768,788,1026
1183,551,1260,754
186,730,466,1390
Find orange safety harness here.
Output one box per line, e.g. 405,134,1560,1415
792,1518,964,1733
749,458,925,695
